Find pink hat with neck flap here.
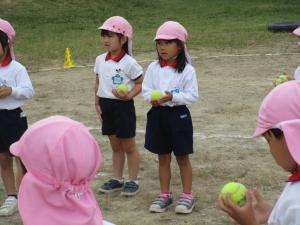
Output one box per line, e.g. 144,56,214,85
154,21,191,64
0,18,16,59
99,16,133,56
253,80,300,165
293,26,300,36
10,115,103,225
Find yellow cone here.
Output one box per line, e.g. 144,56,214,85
64,48,75,68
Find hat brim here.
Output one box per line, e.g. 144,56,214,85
154,34,179,41
293,27,300,36
252,127,268,138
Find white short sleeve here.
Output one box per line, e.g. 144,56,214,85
294,65,300,80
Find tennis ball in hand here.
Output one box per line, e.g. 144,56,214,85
150,90,163,101
275,75,288,86
220,182,247,207
116,84,128,93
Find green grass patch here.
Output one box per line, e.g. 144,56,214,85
1,0,300,69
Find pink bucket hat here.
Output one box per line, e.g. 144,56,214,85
293,26,300,36
154,21,191,64
0,18,16,59
10,115,103,225
99,16,133,56
253,80,300,164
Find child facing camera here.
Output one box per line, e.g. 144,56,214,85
218,80,300,225
0,18,34,216
142,21,199,214
10,115,114,225
94,16,143,196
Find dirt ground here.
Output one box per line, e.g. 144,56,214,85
0,45,299,225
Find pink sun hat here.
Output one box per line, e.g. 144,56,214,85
253,80,300,164
10,115,103,225
99,16,133,56
0,18,16,59
293,26,300,36
154,21,191,64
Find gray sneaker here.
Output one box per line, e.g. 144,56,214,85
120,181,139,196
149,193,173,213
99,179,124,193
0,196,18,216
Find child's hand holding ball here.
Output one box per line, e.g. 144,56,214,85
220,182,247,207
150,90,163,101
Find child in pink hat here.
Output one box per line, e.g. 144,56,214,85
142,21,198,214
0,18,15,59
218,80,300,225
95,16,143,196
0,18,34,216
10,115,115,225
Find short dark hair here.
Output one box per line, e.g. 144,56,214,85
267,128,284,139
156,39,187,73
100,29,129,54
0,30,9,56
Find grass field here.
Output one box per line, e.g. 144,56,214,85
1,0,300,69
1,1,300,225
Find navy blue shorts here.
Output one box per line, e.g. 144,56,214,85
144,105,193,156
99,98,136,138
0,108,28,153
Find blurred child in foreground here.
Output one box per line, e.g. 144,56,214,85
218,80,300,224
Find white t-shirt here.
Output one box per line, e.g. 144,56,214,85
294,65,300,80
0,60,34,110
94,53,143,99
268,182,300,225
142,60,199,107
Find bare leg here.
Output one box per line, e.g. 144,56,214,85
120,137,139,180
15,157,26,189
0,152,17,195
158,154,172,192
108,135,125,179
176,155,192,193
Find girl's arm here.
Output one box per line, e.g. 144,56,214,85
113,75,143,101
142,67,155,102
11,66,34,100
172,67,198,105
218,189,272,225
95,75,101,117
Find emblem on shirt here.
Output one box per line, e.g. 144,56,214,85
170,88,180,94
112,69,124,85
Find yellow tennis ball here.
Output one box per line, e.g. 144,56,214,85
220,182,247,207
150,90,163,101
116,84,128,93
275,74,288,85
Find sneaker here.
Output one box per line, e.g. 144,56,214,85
98,179,124,193
149,193,173,213
175,193,195,214
120,181,139,196
0,196,18,216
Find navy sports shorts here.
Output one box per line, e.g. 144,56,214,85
0,108,27,153
144,105,193,156
99,98,136,138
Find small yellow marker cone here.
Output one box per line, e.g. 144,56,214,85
64,48,75,68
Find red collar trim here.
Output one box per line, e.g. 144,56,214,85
0,52,12,67
288,171,300,182
105,50,126,62
159,59,177,68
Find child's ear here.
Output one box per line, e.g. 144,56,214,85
120,36,127,45
8,40,12,48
